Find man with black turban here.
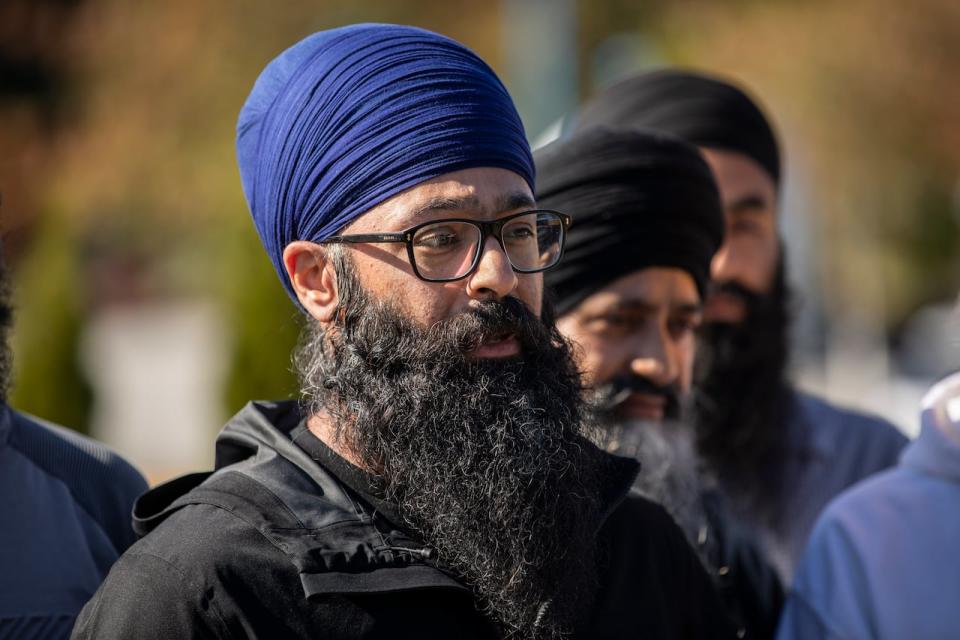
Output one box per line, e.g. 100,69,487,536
576,69,908,583
538,126,783,639
73,26,734,640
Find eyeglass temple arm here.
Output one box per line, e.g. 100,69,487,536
323,233,408,244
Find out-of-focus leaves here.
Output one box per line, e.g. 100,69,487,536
4,0,960,434
217,213,302,416
8,212,92,433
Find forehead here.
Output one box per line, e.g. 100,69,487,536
700,148,777,208
344,167,534,233
572,267,701,315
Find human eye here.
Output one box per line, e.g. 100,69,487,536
585,312,635,337
504,223,535,240
414,225,463,251
729,218,763,235
668,315,700,339
726,209,770,237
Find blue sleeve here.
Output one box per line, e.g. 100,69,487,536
9,411,149,552
776,591,849,640
775,506,874,640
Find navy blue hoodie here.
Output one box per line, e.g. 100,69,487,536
0,404,147,638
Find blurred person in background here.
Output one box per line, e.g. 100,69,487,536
73,25,734,640
575,69,908,583
0,235,147,638
777,367,960,639
538,126,783,639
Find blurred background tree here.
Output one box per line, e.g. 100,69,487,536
2,0,958,478
1,0,93,431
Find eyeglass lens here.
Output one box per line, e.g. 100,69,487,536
410,212,564,280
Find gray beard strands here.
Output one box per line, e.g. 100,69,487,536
600,406,707,554
294,252,604,639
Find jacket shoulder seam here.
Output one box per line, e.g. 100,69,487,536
166,500,307,567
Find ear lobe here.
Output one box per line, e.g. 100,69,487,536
283,241,340,323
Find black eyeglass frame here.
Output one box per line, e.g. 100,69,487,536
321,209,572,283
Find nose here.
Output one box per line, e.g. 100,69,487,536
710,242,739,285
628,330,677,388
465,236,518,301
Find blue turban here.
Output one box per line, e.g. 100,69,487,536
236,23,535,302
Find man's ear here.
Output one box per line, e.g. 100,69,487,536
283,241,340,323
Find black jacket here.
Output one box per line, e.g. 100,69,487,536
699,489,784,639
73,401,735,639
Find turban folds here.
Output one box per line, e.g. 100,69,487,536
236,24,534,301
576,69,781,186
538,127,724,316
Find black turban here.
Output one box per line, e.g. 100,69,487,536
576,69,781,186
538,127,724,316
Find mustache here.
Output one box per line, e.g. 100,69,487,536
448,296,541,350
708,280,765,308
595,374,682,420
340,295,552,374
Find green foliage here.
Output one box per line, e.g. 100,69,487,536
6,0,960,435
218,216,302,416
884,174,960,318
9,213,92,433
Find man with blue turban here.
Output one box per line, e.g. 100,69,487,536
72,25,733,639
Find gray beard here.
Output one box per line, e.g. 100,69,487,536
294,250,605,639
603,419,707,549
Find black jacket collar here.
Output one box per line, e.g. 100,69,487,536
133,400,640,599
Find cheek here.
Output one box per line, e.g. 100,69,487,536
727,235,779,292
514,274,543,316
677,338,697,392
352,257,458,326
588,343,629,386
399,284,459,326
557,319,604,385
755,232,780,282
568,335,623,387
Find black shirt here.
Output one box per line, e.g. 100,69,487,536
290,421,401,525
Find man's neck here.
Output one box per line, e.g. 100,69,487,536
306,411,367,469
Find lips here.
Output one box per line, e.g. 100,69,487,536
704,291,747,324
467,332,521,359
616,392,667,421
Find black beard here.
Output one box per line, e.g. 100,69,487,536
0,261,13,403
295,251,604,639
692,252,792,524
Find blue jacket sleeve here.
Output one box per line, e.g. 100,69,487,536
775,505,873,640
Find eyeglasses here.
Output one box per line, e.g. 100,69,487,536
322,209,572,282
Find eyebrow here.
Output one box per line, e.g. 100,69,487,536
409,191,535,220
727,194,770,215
496,191,536,213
